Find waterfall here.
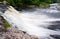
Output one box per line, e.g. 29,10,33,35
1,6,60,39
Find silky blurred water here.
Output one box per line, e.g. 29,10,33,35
1,3,60,39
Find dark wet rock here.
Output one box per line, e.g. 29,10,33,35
50,35,60,39
48,21,60,30
0,16,6,32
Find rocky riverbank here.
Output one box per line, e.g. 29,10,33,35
0,16,38,39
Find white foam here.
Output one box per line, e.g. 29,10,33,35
2,6,60,39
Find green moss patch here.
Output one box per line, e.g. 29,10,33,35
2,19,11,29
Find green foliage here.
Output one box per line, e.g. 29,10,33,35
39,3,50,8
32,0,40,6
0,0,3,2
2,19,10,29
39,0,51,3
0,0,60,8
6,0,16,6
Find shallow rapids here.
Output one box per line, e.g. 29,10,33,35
1,6,60,39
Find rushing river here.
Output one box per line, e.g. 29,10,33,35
0,3,60,39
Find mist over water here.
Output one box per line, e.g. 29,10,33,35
2,4,60,39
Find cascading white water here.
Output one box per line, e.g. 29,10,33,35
1,6,60,39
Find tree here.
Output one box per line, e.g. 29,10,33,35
0,0,59,8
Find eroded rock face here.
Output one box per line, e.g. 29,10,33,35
0,16,6,32
0,27,38,39
0,16,38,39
